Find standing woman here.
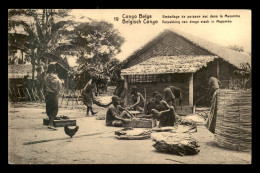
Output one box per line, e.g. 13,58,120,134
205,76,221,133
208,76,221,98
81,76,98,116
43,63,62,130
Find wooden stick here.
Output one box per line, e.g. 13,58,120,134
8,87,13,100
30,89,36,101
71,90,76,108
123,108,136,118
165,158,186,164
60,89,66,105
22,87,27,99
142,87,146,114
41,90,45,101
17,87,22,101
23,129,117,145
32,88,40,101
12,88,18,102
75,90,78,105
26,88,32,101
66,90,72,105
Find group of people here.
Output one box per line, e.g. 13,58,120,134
43,63,220,132
106,83,183,128
105,76,220,131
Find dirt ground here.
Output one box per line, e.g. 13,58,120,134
8,97,251,164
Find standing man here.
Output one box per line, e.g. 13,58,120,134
143,91,160,115
164,86,183,107
81,76,98,116
43,63,62,130
152,94,176,127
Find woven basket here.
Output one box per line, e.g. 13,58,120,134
214,89,251,151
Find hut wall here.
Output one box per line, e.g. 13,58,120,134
125,73,190,106
193,61,215,106
125,32,214,69
8,78,36,91
193,59,238,106
8,78,24,88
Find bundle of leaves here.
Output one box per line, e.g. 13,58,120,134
115,128,151,140
152,132,200,156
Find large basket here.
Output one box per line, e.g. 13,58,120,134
214,89,251,151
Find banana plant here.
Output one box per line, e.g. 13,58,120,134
8,9,74,88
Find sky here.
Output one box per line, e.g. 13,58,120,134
13,9,251,67
67,9,251,66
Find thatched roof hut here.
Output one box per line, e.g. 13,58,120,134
120,29,251,109
8,64,32,79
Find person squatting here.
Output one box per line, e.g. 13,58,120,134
106,85,179,128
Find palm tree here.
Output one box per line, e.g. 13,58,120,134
8,9,74,90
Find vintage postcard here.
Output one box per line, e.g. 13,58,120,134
8,9,251,164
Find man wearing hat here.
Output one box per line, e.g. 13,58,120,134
106,95,132,127
43,63,63,130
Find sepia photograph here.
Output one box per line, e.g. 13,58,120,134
8,9,251,164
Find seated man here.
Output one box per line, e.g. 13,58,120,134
128,86,146,112
139,91,161,119
152,94,176,127
106,95,132,127
144,91,160,115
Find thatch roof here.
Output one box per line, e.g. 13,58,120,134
122,29,251,70
168,29,251,68
121,55,217,75
8,64,32,79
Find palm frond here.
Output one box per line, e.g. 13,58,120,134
35,18,44,42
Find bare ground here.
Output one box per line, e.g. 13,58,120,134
8,98,251,164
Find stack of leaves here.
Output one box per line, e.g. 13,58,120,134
177,114,205,126
151,124,197,134
151,132,200,156
55,115,70,120
150,126,176,132
115,128,151,140
196,111,210,120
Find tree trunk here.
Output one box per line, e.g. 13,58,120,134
31,49,36,89
35,56,43,100
32,61,35,89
